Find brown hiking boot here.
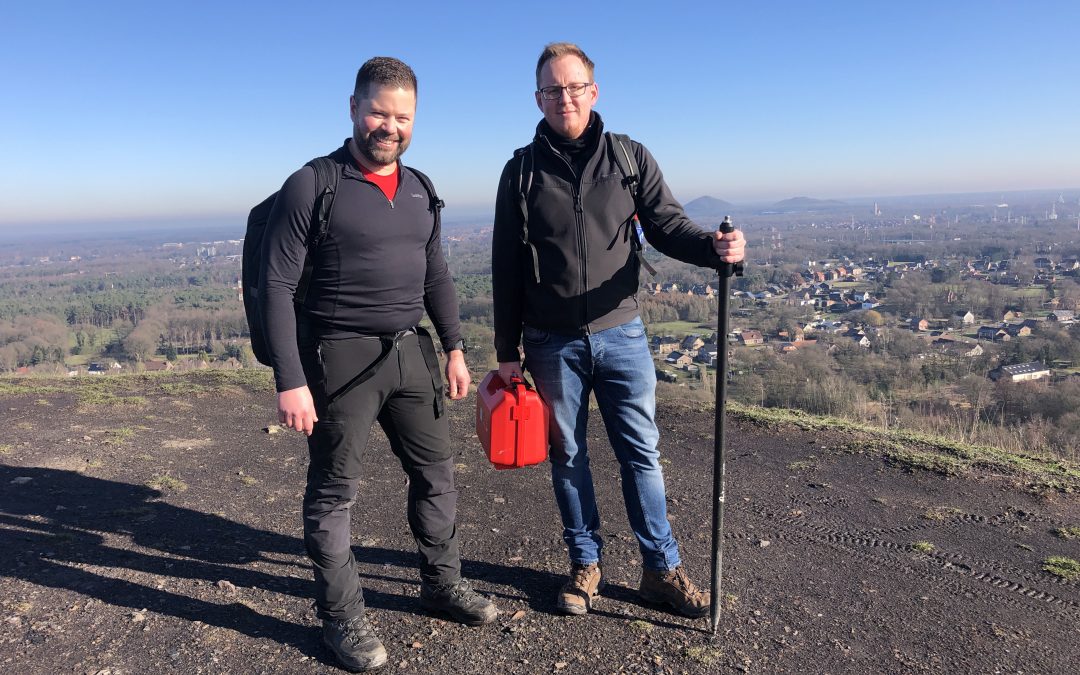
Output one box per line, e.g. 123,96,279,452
556,562,605,615
638,566,710,618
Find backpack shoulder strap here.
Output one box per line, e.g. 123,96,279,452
306,156,341,247
404,166,445,238
605,132,655,276
606,132,640,200
512,144,541,283
295,156,341,302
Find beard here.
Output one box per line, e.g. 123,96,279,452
354,126,410,167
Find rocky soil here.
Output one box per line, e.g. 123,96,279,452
1,371,1078,674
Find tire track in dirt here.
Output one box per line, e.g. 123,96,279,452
743,506,1080,622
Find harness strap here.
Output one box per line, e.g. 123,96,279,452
414,326,446,418
324,333,400,406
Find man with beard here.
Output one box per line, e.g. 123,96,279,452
260,56,496,672
492,43,746,619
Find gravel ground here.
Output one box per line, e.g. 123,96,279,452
1,372,1079,674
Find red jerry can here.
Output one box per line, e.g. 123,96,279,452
475,370,549,470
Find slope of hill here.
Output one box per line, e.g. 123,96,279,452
684,196,735,218
770,196,848,212
1,371,1078,674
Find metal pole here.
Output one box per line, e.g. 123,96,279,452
711,215,742,634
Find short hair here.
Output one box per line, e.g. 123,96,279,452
535,42,595,89
354,56,418,99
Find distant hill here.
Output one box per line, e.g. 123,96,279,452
683,196,734,218
770,196,847,212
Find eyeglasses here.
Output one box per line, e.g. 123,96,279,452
537,82,593,100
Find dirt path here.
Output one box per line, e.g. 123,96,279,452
1,374,1078,673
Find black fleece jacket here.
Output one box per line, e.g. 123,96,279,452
492,113,724,363
260,141,461,392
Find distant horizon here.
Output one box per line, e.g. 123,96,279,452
2,185,1078,239
3,4,1079,231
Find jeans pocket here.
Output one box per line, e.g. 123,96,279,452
522,325,551,345
617,318,646,340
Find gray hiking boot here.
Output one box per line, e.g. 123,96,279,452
322,614,387,672
420,578,498,626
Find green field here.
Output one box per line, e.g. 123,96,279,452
645,320,713,336
1012,286,1048,298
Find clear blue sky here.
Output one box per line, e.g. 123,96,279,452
2,1,1078,230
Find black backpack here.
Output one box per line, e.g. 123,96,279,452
514,131,656,283
242,156,443,366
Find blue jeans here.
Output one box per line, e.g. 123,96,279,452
522,317,681,571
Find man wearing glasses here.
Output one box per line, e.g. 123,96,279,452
492,43,746,618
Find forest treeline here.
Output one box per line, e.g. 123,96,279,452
6,211,1080,462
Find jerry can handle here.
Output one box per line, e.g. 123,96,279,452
508,374,528,400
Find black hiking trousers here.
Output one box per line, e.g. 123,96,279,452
299,328,460,621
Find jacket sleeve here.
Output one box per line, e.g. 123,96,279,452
421,181,463,352
259,166,316,392
633,141,725,269
492,158,526,363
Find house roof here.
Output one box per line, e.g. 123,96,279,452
1000,362,1048,376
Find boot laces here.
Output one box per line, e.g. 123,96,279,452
671,567,703,598
571,564,597,589
448,579,475,600
339,616,374,646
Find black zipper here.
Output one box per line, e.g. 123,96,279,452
551,148,590,335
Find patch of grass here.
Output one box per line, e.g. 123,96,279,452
1053,526,1080,540
77,390,147,407
16,421,32,430
1042,557,1080,581
646,320,706,336
147,474,188,493
1027,481,1077,496
157,381,210,396
2,371,273,409
86,459,104,469
787,460,816,471
911,541,935,554
239,475,257,486
0,444,12,455
887,448,965,476
684,646,722,665
922,506,963,521
106,427,142,445
710,400,1080,491
0,381,63,397
629,619,654,632
34,398,50,406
